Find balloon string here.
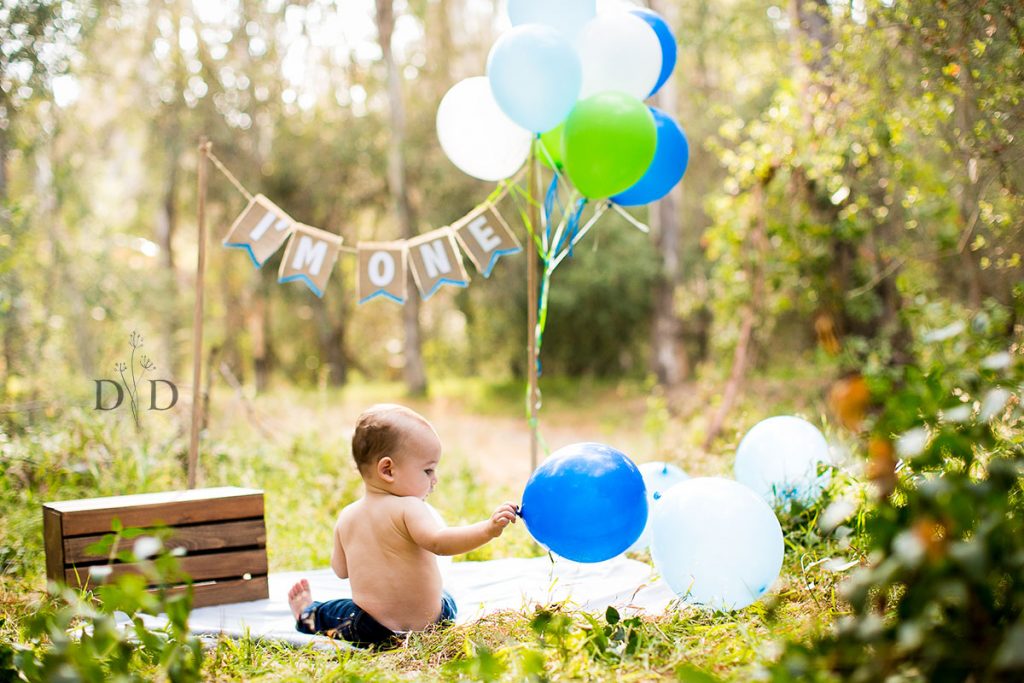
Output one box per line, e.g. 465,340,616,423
555,198,587,257
610,202,651,233
551,201,610,269
543,175,561,253
545,186,580,263
507,180,545,253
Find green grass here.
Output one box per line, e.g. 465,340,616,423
0,371,855,681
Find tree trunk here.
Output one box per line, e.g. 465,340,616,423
703,305,755,451
427,0,454,98
251,274,273,394
156,137,181,375
0,122,11,402
703,180,769,450
0,118,7,202
954,59,986,308
647,0,687,388
376,0,427,396
314,295,348,386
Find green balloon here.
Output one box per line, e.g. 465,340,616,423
563,93,657,199
539,123,564,170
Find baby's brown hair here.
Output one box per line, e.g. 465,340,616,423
351,404,432,474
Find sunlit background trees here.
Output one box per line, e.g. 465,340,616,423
1,0,1020,425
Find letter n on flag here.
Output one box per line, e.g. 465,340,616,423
222,194,295,267
452,204,521,277
357,242,408,304
277,224,343,297
407,228,470,300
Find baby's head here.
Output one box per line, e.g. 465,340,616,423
351,404,441,499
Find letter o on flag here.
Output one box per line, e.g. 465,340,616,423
368,252,396,287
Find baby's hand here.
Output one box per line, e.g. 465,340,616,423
487,502,519,538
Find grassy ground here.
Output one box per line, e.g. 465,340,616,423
0,369,860,681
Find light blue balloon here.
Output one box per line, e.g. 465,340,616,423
734,416,832,509
508,0,595,41
521,442,647,563
487,25,582,134
612,107,689,207
625,462,688,553
651,477,784,611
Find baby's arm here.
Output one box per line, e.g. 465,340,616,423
330,516,349,579
404,500,518,556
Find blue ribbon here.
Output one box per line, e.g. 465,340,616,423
555,198,588,258
543,175,561,248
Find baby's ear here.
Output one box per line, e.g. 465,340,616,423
377,456,394,481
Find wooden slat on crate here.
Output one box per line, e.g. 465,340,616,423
47,487,264,537
63,518,267,564
166,575,270,609
43,507,65,584
65,548,269,588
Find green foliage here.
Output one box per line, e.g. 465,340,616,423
9,527,202,683
774,299,1024,681
441,606,727,682
456,207,661,380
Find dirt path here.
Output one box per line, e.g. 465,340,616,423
221,383,666,493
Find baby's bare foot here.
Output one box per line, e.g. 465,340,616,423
288,579,312,620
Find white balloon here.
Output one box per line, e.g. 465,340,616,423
576,13,662,100
625,462,688,553
734,416,832,508
436,76,532,181
651,477,784,611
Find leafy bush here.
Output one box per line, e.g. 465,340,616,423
3,524,202,683
773,301,1024,681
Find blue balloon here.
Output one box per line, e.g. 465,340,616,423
625,462,689,553
630,8,677,97
508,0,595,41
487,25,581,134
521,443,647,563
611,107,689,206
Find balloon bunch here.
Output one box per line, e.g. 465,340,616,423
437,2,689,384
436,1,688,206
519,443,783,612
518,418,833,612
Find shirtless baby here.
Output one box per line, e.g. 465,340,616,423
287,404,518,648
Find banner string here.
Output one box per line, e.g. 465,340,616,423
207,147,359,253
205,149,253,203
205,143,614,306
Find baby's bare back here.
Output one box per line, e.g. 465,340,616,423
337,495,443,632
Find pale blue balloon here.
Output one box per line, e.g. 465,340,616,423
487,24,582,133
625,462,688,553
734,416,832,508
651,477,784,611
508,0,595,41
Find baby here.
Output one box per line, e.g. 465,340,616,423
288,404,519,648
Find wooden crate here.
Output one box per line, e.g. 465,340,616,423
43,487,269,608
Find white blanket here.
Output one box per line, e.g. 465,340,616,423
121,556,678,647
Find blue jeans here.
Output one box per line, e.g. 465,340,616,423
295,591,457,649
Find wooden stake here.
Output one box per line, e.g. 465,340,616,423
188,138,211,489
527,141,541,472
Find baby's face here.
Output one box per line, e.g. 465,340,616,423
390,421,442,499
